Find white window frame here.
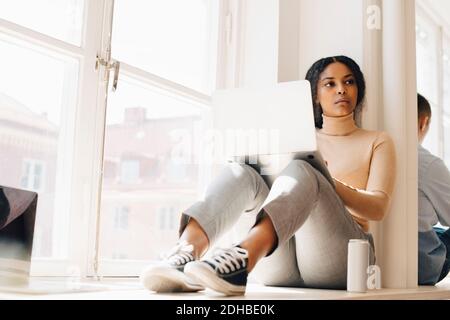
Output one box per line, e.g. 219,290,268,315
1,0,237,279
416,3,450,159
416,2,450,280
93,65,216,278
442,33,450,167
92,0,231,277
1,1,109,277
93,0,257,277
216,0,246,89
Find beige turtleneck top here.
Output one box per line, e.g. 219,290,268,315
316,112,397,232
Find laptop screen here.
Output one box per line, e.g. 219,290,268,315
0,186,37,281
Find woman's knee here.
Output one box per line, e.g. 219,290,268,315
225,161,252,177
273,159,319,192
223,162,269,202
287,159,313,171
226,161,263,183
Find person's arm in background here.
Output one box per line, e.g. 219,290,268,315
423,158,450,227
334,131,397,221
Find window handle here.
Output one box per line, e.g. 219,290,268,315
95,54,120,92
112,60,120,92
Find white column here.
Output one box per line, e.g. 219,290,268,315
363,0,384,279
380,0,418,288
278,0,300,82
362,0,383,131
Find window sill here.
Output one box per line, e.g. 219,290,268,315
1,277,450,300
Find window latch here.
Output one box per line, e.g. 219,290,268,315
95,55,120,92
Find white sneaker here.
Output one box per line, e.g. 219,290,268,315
140,241,205,293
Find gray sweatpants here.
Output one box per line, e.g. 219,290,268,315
179,160,375,289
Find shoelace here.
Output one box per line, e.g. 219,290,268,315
164,241,195,266
206,247,248,274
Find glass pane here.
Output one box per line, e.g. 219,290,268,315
0,35,79,259
0,0,85,46
112,0,218,94
416,20,439,104
99,75,209,262
443,37,450,167
416,18,440,156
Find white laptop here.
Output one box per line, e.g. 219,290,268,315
211,80,333,187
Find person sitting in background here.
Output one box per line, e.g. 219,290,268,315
417,93,450,285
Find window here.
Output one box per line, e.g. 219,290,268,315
158,207,167,230
158,207,177,231
0,0,85,46
113,206,129,231
111,0,217,94
0,26,80,262
20,159,45,192
415,5,450,164
443,36,450,167
166,159,188,183
1,1,106,276
1,0,224,277
98,77,210,265
415,14,441,156
120,159,140,184
96,1,220,275
169,207,176,230
415,6,450,280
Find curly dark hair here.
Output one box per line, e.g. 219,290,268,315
305,56,366,128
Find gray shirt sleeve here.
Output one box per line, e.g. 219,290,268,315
422,157,450,227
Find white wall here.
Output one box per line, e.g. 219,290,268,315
239,0,365,83
297,0,364,78
239,0,279,87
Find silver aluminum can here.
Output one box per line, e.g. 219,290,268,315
347,239,369,293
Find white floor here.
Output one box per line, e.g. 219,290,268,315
1,277,450,300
